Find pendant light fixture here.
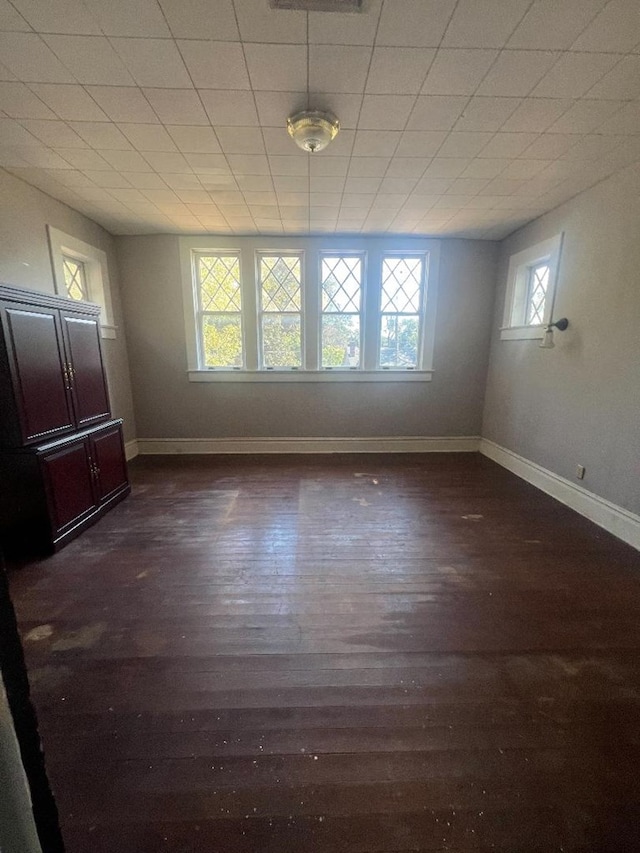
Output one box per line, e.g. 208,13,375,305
287,110,340,153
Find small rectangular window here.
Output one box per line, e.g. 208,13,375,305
379,255,425,368
258,254,303,368
320,254,363,369
525,262,550,326
501,234,563,341
62,256,89,302
196,253,244,368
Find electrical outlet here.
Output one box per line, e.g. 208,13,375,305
576,465,586,480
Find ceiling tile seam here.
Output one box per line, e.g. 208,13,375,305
5,0,34,33
166,1,247,234
331,0,385,232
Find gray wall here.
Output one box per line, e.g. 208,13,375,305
117,235,497,440
0,169,136,443
482,163,640,515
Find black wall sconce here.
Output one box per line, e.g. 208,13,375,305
540,317,569,349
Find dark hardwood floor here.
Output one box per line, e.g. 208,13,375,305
8,452,640,853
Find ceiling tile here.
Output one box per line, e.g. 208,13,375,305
442,0,532,49
421,49,498,95
309,46,371,94
460,158,506,179
547,100,623,134
98,149,153,171
142,89,209,126
82,0,170,37
225,154,270,175
237,175,274,192
348,157,390,177
500,98,572,133
501,159,549,180
454,97,521,132
478,131,539,158
309,0,381,45
386,158,430,178
532,53,619,99
54,147,110,169
83,170,132,188
20,146,76,168
253,90,307,127
378,176,418,193
162,173,204,190
0,62,17,82
112,38,191,88
178,41,250,90
85,86,159,124
167,125,221,153
142,151,192,172
358,95,415,130
20,119,89,148
477,50,559,97
309,176,344,193
407,96,468,131
124,172,169,188
29,83,108,121
437,132,493,158
216,126,265,155
69,121,133,149
43,35,134,86
376,0,456,47
366,48,435,95
395,130,448,157
507,0,607,49
560,134,624,160
413,177,453,194
0,83,55,119
245,44,307,92
263,126,310,156
9,0,101,32
269,156,308,176
235,0,306,42
0,33,76,83
120,123,178,151
352,130,400,157
424,158,470,178
0,0,30,30
158,0,239,40
586,56,640,100
571,0,640,52
199,90,259,126
309,156,349,177
308,93,363,129
594,102,640,135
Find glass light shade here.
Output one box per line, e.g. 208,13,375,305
287,110,340,153
539,328,555,349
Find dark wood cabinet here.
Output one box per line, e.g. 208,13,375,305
0,284,130,554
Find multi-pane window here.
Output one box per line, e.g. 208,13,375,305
62,256,88,302
320,255,363,368
525,263,550,326
379,255,425,368
258,254,303,368
196,253,243,368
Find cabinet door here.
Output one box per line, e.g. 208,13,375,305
90,423,128,503
61,312,110,428
2,304,74,444
40,439,97,536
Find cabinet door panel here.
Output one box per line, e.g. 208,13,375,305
40,440,97,534
61,313,110,428
4,306,74,443
91,424,128,503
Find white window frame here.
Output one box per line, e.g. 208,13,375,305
377,251,429,372
193,250,245,371
319,252,365,372
48,226,116,339
501,233,563,341
256,251,305,371
179,236,439,383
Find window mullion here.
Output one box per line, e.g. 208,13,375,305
363,249,378,371
304,249,318,370
243,248,259,370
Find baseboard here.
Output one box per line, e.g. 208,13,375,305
136,435,481,455
124,439,139,461
480,438,640,551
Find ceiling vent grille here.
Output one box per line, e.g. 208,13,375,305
270,0,362,11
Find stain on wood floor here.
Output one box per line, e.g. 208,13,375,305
8,453,640,852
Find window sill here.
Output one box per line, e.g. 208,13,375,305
188,370,434,383
500,325,545,341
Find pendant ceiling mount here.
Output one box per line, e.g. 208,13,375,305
287,110,340,153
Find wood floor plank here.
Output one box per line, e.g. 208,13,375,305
8,452,640,852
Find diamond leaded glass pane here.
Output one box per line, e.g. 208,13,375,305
260,256,301,312
199,255,241,312
526,263,549,325
63,257,88,301
381,257,422,313
321,256,361,313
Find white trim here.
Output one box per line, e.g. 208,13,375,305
187,369,433,383
501,233,563,341
124,439,139,461
47,226,117,338
137,436,480,455
480,438,640,552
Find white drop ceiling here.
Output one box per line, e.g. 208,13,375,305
0,0,639,238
